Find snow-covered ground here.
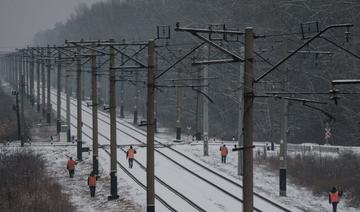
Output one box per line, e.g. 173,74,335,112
171,141,359,212
3,81,359,212
14,127,359,212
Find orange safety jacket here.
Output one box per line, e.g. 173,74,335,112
67,160,76,170
220,146,228,156
329,191,339,203
127,149,136,159
88,176,96,187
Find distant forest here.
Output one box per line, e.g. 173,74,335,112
33,0,360,145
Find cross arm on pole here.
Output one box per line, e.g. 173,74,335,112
72,43,108,55
255,23,353,83
332,79,360,85
111,45,147,68
190,32,243,62
302,102,336,121
320,36,360,61
258,94,328,104
155,42,205,80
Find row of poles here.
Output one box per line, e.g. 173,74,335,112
0,25,280,212
0,22,352,211
0,39,156,209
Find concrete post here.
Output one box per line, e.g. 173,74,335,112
146,40,156,212
56,52,62,133
243,27,254,212
46,46,51,123
108,39,119,200
203,45,209,156
91,47,99,175
76,45,83,161
237,47,245,176
279,99,288,196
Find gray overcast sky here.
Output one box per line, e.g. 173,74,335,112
0,0,103,51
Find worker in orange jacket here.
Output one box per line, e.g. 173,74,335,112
220,144,229,163
329,186,342,212
66,157,77,178
87,172,97,197
126,145,137,168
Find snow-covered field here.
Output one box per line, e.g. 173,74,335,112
9,129,358,212
2,81,359,212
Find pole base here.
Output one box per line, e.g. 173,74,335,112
46,113,51,123
279,168,287,196
147,205,155,212
176,127,181,140
107,195,119,200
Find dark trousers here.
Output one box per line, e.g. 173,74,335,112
89,186,96,197
68,169,75,178
332,202,338,212
221,156,227,163
128,158,134,168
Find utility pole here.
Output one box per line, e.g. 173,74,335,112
147,39,155,212
46,46,52,123
20,74,25,147
13,91,21,142
41,48,46,118
15,53,19,90
76,44,83,161
279,99,288,196
30,49,35,106
119,54,125,118
108,39,119,200
175,67,182,141
91,46,99,175
36,52,41,112
133,69,139,125
195,67,201,141
65,72,71,143
203,45,209,156
243,27,254,212
56,52,62,133
27,49,31,98
97,56,102,107
23,50,27,97
237,46,245,176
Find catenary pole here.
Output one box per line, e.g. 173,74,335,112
76,43,83,161
203,45,209,156
237,46,244,176
243,27,254,212
41,49,46,118
175,67,182,140
30,49,35,106
56,52,62,133
36,51,41,112
91,46,99,175
120,54,125,118
133,69,139,124
108,39,119,200
279,99,288,196
65,72,71,143
20,74,25,146
46,46,52,123
147,39,155,212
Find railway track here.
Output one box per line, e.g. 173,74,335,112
54,98,206,212
50,89,291,211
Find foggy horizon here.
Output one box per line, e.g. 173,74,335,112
0,0,103,52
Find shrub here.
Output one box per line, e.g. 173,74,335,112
257,150,360,207
0,149,75,212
